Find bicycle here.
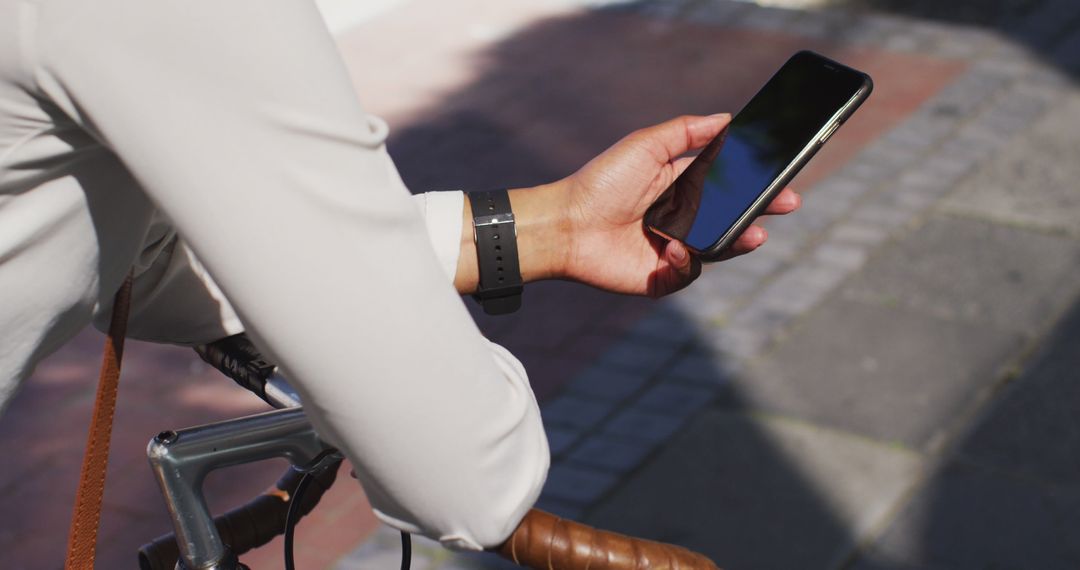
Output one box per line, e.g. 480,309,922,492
134,334,719,570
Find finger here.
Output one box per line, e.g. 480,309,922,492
659,240,701,296
631,114,731,164
715,225,768,261
763,188,801,215
671,155,696,179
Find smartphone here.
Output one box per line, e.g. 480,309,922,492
644,50,873,261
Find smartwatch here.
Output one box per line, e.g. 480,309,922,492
468,190,523,315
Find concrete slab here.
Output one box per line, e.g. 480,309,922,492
958,297,1080,489
852,461,1080,570
586,410,923,570
741,296,1021,449
839,215,1080,337
939,93,1080,238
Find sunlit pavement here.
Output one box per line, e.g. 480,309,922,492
3,1,1080,568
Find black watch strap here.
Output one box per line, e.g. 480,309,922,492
468,190,523,315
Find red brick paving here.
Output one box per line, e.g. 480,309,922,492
0,2,966,568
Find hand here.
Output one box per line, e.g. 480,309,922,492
561,114,801,298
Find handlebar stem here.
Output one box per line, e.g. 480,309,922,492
146,407,329,569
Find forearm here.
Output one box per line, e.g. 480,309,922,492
453,181,573,294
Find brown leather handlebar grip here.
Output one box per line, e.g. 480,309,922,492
137,461,340,570
495,509,718,570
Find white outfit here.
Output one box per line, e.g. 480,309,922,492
0,0,548,551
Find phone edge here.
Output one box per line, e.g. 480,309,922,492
695,66,874,262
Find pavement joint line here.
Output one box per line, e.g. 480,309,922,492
342,0,1080,565
834,281,1080,569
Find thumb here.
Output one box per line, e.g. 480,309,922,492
632,114,731,163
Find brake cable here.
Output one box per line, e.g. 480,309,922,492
283,461,412,570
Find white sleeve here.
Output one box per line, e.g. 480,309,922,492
97,193,463,344
35,0,546,550
411,191,465,283
92,213,244,344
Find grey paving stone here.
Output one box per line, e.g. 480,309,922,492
587,411,923,570
810,176,875,208
783,10,853,40
830,219,891,247
728,298,798,335
667,288,737,326
564,364,652,402
994,88,1050,121
841,215,1080,336
624,304,700,345
544,425,583,457
849,200,912,232
742,296,1022,449
853,461,1080,570
336,525,435,570
601,407,688,445
959,300,1080,489
715,247,785,278
930,25,998,59
444,549,522,570
702,323,772,361
541,464,618,505
939,93,1080,237
921,150,980,182
835,12,906,46
882,114,954,150
567,434,655,473
770,195,837,235
662,351,734,387
755,262,845,316
813,239,870,272
541,394,613,431
929,74,1005,118
1052,25,1080,71
683,0,750,26
633,382,715,416
689,268,761,298
1010,0,1080,49
859,140,924,175
596,336,681,376
737,4,799,32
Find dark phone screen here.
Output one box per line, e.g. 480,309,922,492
646,51,867,252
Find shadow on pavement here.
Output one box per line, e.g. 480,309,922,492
850,295,1080,569
841,0,1080,79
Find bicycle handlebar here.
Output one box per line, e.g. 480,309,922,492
176,335,719,569
495,508,719,569
137,460,341,570
195,334,301,409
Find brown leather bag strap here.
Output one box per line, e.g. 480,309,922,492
64,274,134,570
496,508,719,570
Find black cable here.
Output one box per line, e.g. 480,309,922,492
283,471,314,570
400,531,411,570
282,465,411,570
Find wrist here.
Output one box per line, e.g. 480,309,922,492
507,180,573,282
455,181,574,295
